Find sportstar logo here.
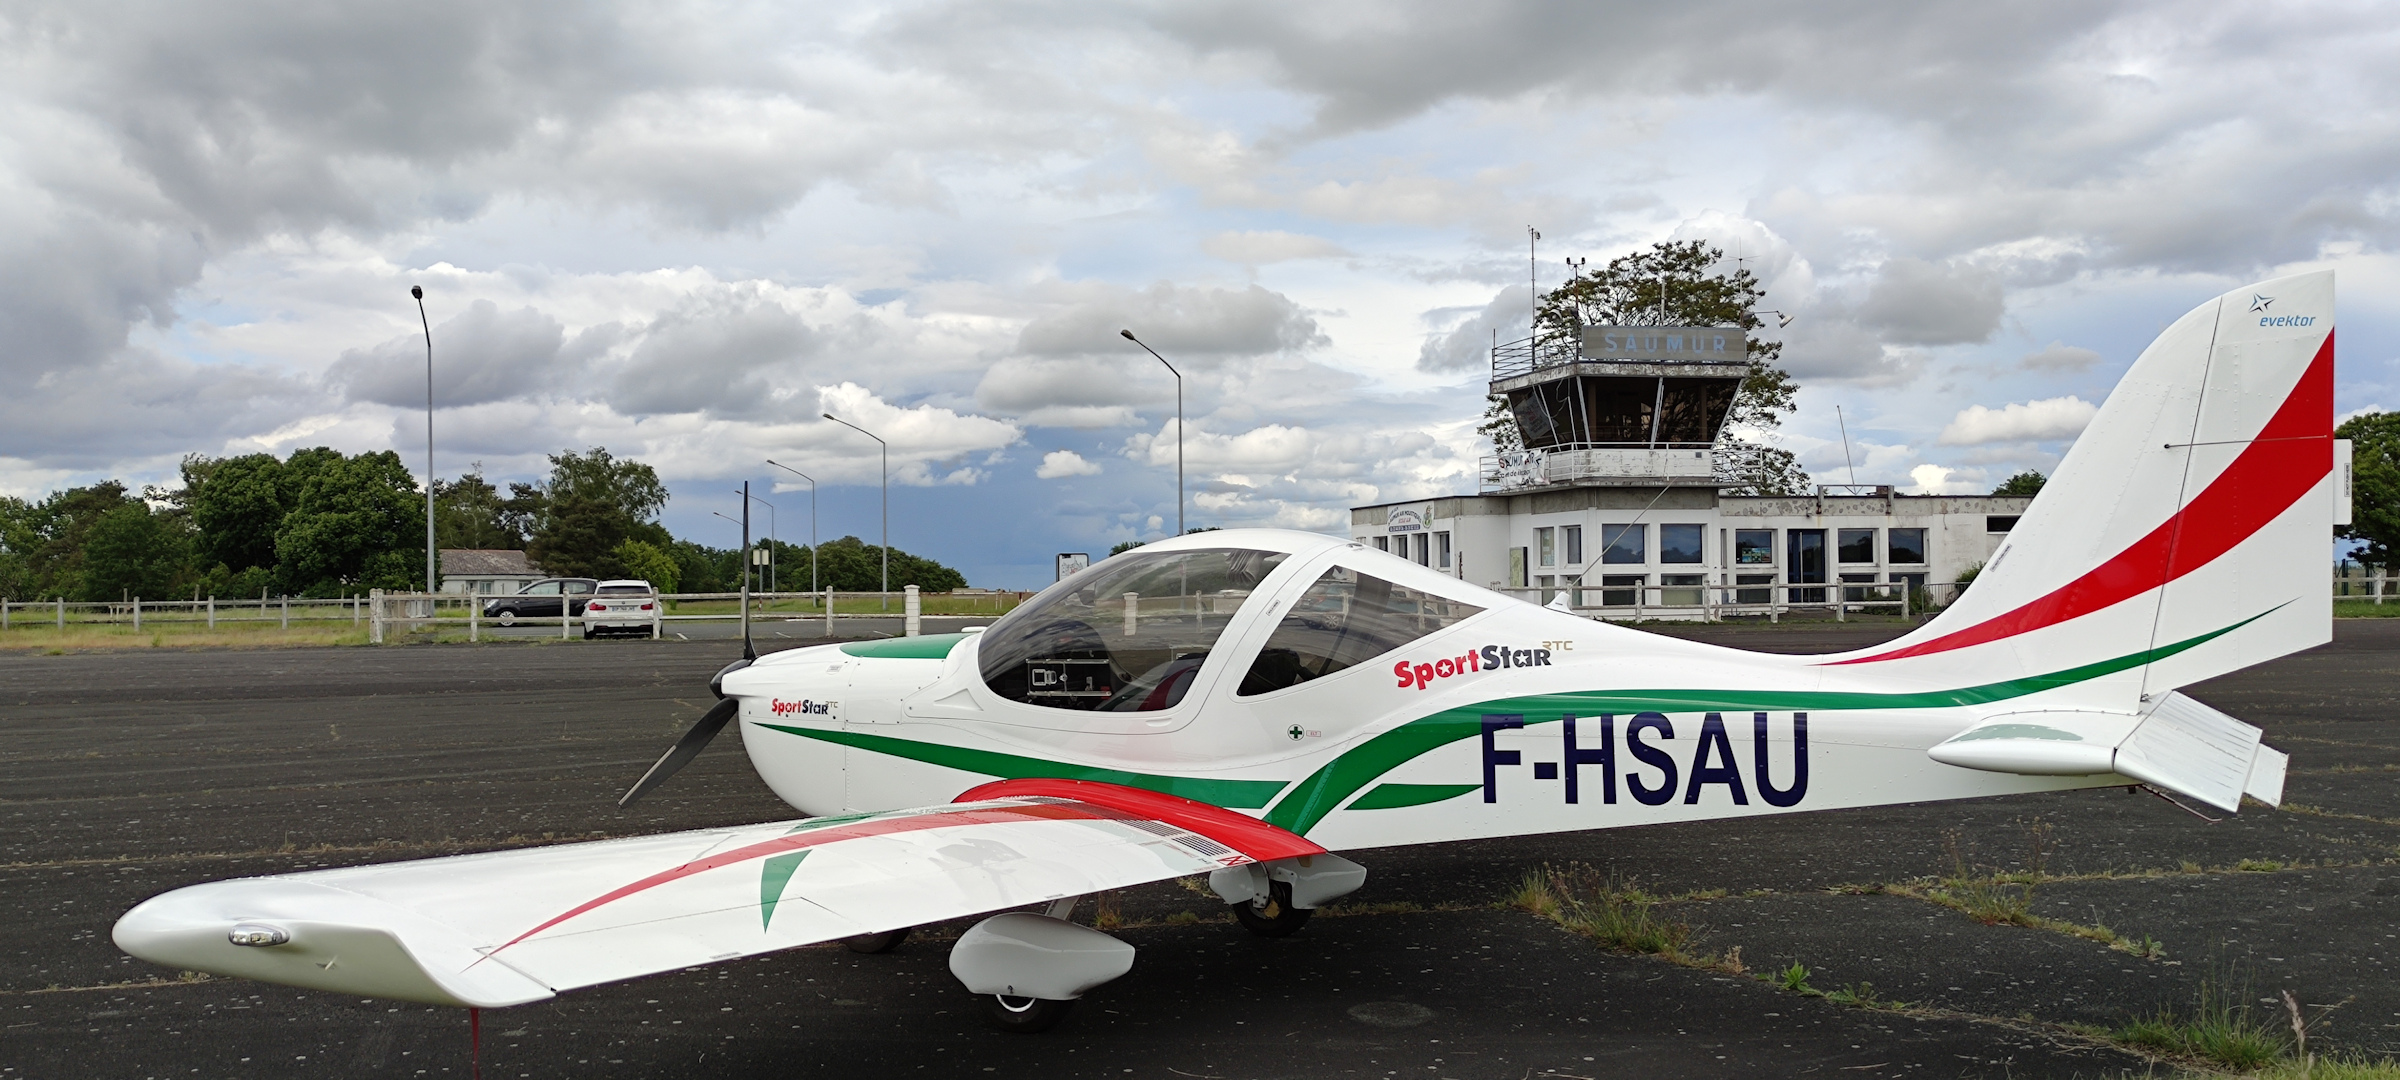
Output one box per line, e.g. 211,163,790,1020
1394,645,1553,690
769,698,836,717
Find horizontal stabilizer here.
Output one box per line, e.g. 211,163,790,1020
1929,692,2282,814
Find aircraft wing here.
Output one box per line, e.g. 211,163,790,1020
114,780,1320,1008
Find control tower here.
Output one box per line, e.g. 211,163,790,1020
1482,325,1750,492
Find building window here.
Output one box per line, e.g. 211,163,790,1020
1537,527,1556,567
1734,529,1775,566
1373,536,1389,552
1659,523,1704,564
1840,572,1880,602
1660,573,1704,606
1412,532,1430,566
1987,516,2019,533
1563,525,1583,565
1601,574,1646,606
1837,528,1878,564
1435,531,1452,569
1888,528,1927,565
1601,524,1646,564
1536,574,1556,605
1735,573,1776,604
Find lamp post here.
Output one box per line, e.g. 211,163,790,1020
739,489,777,593
821,413,888,608
411,285,435,594
1117,329,1183,537
765,460,818,593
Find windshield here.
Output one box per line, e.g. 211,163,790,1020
596,584,650,595
1238,565,1484,696
979,548,1288,711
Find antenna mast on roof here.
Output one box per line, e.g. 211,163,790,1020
1528,227,1541,333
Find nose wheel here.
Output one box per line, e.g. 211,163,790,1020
1232,880,1311,938
982,993,1075,1033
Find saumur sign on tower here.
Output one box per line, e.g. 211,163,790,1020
120,272,2333,1037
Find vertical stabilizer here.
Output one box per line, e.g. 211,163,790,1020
1826,272,2335,708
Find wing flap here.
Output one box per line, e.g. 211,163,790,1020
116,789,1302,1007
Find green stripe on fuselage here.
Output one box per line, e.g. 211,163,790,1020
1257,609,2267,836
755,724,1290,808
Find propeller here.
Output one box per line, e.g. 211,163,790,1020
619,697,741,808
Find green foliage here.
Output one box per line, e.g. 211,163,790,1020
809,535,967,592
2112,966,2288,1069
79,502,192,601
181,453,289,572
2,481,146,600
1513,865,1692,957
520,447,672,580
2339,410,2400,568
271,450,426,596
529,493,634,579
1109,539,1146,556
433,468,524,550
1989,469,2047,497
1775,962,1814,994
613,539,680,592
671,539,729,594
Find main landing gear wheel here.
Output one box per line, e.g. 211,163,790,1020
844,926,911,954
982,994,1074,1033
1233,880,1311,938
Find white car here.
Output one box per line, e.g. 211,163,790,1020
581,580,659,639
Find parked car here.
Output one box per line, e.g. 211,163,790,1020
482,578,598,625
581,580,660,639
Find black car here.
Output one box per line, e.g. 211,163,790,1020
482,578,599,624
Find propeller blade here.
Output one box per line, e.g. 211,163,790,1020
618,697,742,808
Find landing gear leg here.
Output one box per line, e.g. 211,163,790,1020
981,993,1075,1033
1231,880,1311,938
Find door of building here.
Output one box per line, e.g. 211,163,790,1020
1786,529,1826,604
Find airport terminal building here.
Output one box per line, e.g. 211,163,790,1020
1351,327,2030,618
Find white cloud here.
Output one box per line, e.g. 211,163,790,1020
1036,449,1102,478
1938,396,2098,446
1907,463,1983,495
2020,342,2101,372
1200,230,1347,264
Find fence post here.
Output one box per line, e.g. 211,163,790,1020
904,585,921,637
207,596,215,629
1124,592,1140,636
2,598,8,631
133,597,141,632
58,596,65,630
650,593,659,640
369,589,385,644
563,594,572,640
280,597,289,629
825,587,834,636
470,596,480,643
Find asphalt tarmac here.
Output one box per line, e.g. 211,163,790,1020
6,622,2398,1078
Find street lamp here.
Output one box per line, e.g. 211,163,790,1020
765,460,818,593
821,413,888,608
739,489,777,593
412,285,435,594
1117,329,1183,537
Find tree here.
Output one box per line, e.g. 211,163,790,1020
2340,411,2400,569
180,453,289,574
671,540,729,594
613,539,680,592
520,447,672,577
808,535,966,592
79,502,192,602
15,482,141,600
272,450,425,596
434,467,524,550
1490,240,1810,495
528,493,634,579
1989,470,2048,497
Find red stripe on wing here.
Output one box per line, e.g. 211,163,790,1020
954,777,1325,862
1829,331,2333,666
479,801,1108,961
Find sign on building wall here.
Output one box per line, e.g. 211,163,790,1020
1580,326,1744,362
1056,552,1089,580
1387,508,1427,533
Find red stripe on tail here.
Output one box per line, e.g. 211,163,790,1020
1829,331,2333,666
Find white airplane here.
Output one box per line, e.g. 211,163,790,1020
117,271,2335,1033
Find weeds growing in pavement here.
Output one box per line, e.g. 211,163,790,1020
1510,865,1698,959
1929,820,2050,926
1775,962,1813,993
2106,962,2288,1069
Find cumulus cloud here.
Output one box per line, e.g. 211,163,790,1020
1851,258,2004,346
1201,230,1347,264
1415,285,1528,374
328,300,573,408
1016,282,1326,359
1035,449,1102,478
2020,342,2101,372
1938,396,2098,445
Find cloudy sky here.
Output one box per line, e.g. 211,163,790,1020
5,0,2396,585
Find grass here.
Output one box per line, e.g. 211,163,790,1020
0,619,371,651
2103,968,2289,1070
2334,600,2400,618
1510,865,1694,958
